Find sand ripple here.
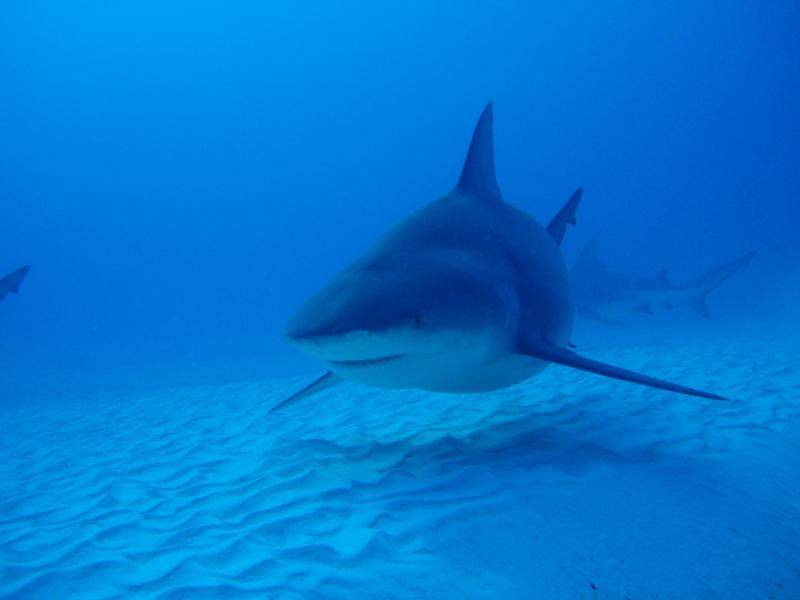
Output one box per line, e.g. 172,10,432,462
1,341,799,598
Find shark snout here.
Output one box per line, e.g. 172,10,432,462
283,270,413,361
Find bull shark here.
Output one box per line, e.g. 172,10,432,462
272,104,726,412
0,266,30,303
572,240,755,324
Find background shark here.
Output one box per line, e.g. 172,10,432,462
273,104,726,412
572,240,755,324
0,266,30,303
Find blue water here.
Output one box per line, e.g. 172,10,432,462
1,2,799,598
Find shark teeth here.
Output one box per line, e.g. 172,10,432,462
332,354,407,367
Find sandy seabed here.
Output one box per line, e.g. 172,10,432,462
1,340,798,599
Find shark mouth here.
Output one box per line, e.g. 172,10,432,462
330,354,407,367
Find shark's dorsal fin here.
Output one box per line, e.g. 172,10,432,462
456,102,501,201
546,188,583,246
574,239,604,272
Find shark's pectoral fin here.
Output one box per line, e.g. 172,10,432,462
268,371,343,414
546,187,583,246
519,339,727,401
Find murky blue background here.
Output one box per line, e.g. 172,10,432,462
1,2,798,394
2,5,800,600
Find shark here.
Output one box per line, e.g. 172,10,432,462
0,266,30,303
272,104,726,412
572,239,755,324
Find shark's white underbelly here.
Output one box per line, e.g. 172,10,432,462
328,351,548,393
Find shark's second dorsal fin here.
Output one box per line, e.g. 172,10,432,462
546,188,583,246
456,102,501,201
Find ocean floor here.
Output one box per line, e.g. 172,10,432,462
1,339,799,599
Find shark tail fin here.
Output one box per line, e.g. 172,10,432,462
268,371,342,414
685,251,755,319
519,338,727,400
546,188,583,246
573,239,604,273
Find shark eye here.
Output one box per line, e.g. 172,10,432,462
413,313,424,328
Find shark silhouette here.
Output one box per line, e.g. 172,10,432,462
0,266,30,303
273,104,726,412
572,240,755,324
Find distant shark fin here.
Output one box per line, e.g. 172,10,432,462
688,297,710,319
456,102,501,201
685,251,755,319
573,239,605,273
518,338,727,401
1,265,30,295
546,188,583,246
268,371,342,414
